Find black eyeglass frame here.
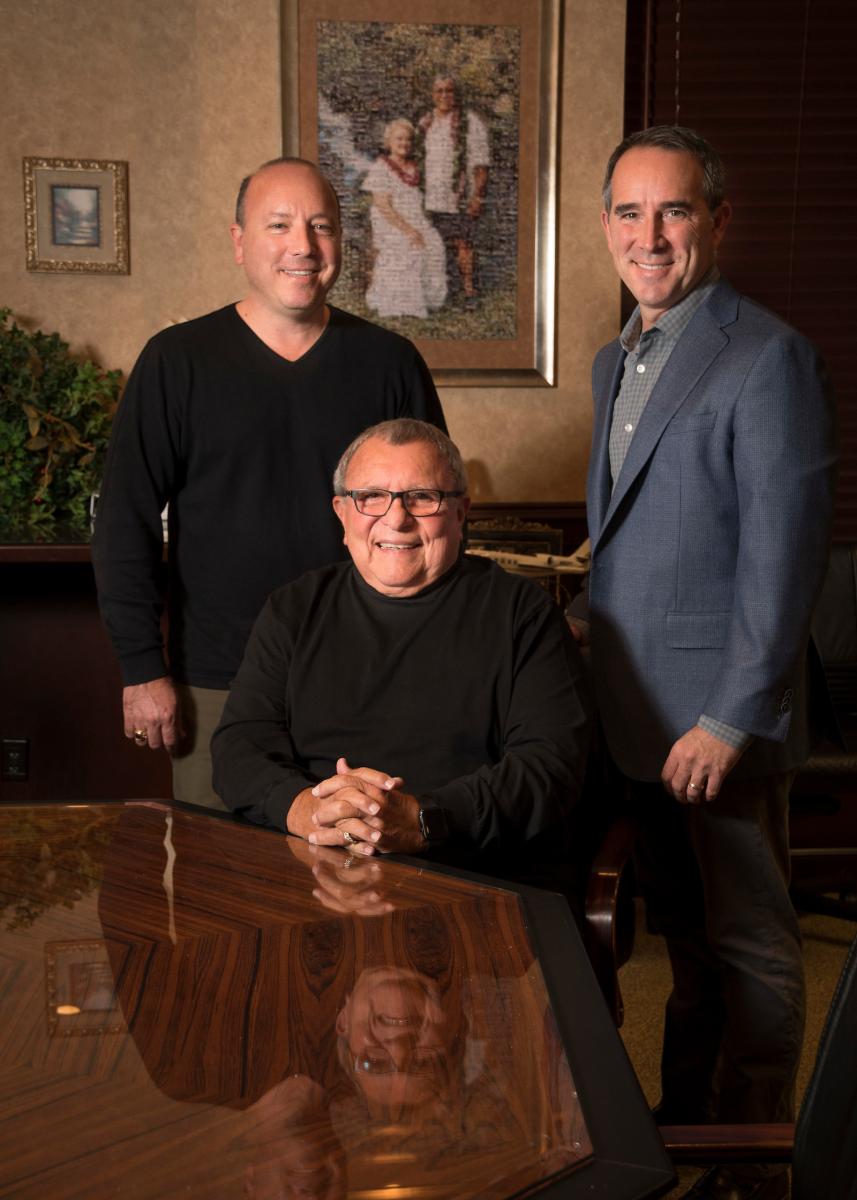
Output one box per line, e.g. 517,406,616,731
341,489,465,517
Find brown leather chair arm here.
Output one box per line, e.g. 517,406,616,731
584,813,639,1025
660,1123,795,1165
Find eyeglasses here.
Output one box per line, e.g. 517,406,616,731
353,1049,447,1076
342,489,464,517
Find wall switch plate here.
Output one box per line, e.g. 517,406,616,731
1,738,29,781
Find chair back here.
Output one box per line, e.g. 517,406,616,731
793,930,857,1200
811,544,857,739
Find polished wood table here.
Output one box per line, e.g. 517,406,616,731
0,803,674,1199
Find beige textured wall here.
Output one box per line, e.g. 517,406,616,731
0,0,282,363
0,0,624,501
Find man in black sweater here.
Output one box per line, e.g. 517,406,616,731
92,159,444,808
212,420,591,881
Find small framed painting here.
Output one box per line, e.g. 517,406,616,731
23,157,130,274
45,939,126,1037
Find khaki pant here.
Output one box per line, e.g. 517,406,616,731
171,684,230,811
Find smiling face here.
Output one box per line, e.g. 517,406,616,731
387,125,414,162
432,78,457,115
230,162,341,325
601,146,731,329
332,437,469,598
336,968,458,1113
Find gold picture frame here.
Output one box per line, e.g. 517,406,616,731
23,157,130,275
281,0,559,385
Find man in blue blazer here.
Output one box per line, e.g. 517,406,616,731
582,127,836,1200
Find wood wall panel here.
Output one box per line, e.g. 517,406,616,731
624,0,857,541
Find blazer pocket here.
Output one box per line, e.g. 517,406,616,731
666,610,730,648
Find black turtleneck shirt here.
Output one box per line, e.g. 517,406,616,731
212,555,592,872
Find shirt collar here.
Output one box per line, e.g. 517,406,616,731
619,265,721,352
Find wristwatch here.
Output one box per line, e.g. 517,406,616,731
418,804,449,846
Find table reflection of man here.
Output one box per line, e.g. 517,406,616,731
336,967,462,1120
211,418,591,887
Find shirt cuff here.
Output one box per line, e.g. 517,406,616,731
698,714,754,752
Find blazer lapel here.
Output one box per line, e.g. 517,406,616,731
588,346,625,543
599,292,733,541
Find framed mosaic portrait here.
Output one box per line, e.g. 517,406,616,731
282,0,560,385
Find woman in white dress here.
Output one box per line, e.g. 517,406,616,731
362,119,448,318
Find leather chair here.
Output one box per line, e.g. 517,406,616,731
790,544,857,920
659,929,857,1200
583,811,638,1026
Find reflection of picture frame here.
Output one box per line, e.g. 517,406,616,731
45,939,125,1037
23,157,130,274
282,0,559,385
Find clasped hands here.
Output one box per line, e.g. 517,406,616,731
287,757,425,856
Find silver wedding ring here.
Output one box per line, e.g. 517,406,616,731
687,781,701,792
342,831,357,847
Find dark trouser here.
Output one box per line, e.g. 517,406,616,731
629,771,804,1126
428,211,479,298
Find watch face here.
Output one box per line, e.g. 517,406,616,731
419,806,448,844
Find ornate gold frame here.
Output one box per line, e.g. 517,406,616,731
23,157,130,275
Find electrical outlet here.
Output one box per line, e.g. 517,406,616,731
1,738,29,781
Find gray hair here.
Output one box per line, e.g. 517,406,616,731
601,126,726,213
333,419,467,494
234,156,341,226
383,118,416,150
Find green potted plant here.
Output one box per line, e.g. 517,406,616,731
0,307,122,536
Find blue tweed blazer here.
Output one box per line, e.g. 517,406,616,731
587,278,837,780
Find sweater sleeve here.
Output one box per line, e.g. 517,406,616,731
426,598,593,855
401,344,447,433
91,336,182,685
211,595,315,830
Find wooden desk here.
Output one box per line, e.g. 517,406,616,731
0,803,674,1199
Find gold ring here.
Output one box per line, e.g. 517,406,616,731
687,781,701,792
133,729,148,746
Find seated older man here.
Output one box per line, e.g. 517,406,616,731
212,419,591,882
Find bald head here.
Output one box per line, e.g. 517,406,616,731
235,157,340,227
